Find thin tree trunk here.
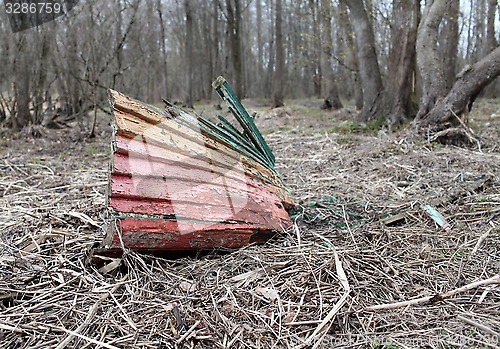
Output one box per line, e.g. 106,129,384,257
473,0,487,59
414,47,500,131
309,1,322,98
256,0,263,94
443,0,459,91
233,0,244,98
340,0,384,121
320,0,342,110
226,0,244,98
157,0,169,99
212,0,220,99
486,0,498,51
33,31,50,124
184,0,194,108
272,0,284,108
114,0,124,85
265,0,275,98
14,34,31,130
415,0,448,119
484,0,499,97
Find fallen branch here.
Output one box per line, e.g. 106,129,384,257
365,274,500,312
457,315,499,337
0,322,24,333
470,227,493,258
176,320,201,344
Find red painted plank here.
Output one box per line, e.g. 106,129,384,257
105,217,276,250
119,217,263,233
109,173,290,226
110,229,255,250
110,174,249,208
114,109,243,168
110,171,288,210
113,134,294,207
114,133,241,176
108,197,290,228
111,152,288,208
112,152,248,188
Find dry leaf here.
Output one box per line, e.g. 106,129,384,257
98,258,122,275
255,286,278,301
180,281,196,293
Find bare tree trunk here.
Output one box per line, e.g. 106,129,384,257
114,0,124,88
486,0,498,51
14,73,31,130
473,0,487,60
272,0,284,108
33,31,51,124
226,0,244,98
309,1,322,98
157,0,169,98
211,0,220,100
385,0,419,125
184,0,194,108
320,0,342,110
265,0,275,98
414,47,500,131
443,0,459,91
256,0,263,94
340,0,384,122
415,0,448,119
484,0,499,97
13,35,31,130
338,1,363,110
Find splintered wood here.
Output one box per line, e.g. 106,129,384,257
99,79,294,256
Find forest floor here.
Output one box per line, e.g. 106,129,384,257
0,98,499,348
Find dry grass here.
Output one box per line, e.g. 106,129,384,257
0,100,499,348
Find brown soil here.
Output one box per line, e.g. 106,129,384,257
0,99,499,348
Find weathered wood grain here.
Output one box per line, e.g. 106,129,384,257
113,134,293,206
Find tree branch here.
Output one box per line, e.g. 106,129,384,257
365,274,500,312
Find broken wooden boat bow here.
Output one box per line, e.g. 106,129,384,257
94,77,294,257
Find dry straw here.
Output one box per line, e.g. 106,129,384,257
1,118,499,348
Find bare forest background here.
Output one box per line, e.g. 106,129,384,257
0,0,498,134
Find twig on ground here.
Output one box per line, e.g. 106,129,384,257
365,274,500,311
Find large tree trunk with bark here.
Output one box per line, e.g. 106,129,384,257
385,0,419,126
340,0,384,122
338,2,363,110
416,0,448,119
414,47,500,131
